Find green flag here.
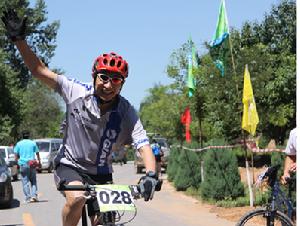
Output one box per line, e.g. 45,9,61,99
214,59,224,76
211,0,229,47
187,37,198,97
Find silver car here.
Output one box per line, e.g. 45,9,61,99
0,155,13,208
0,146,18,181
34,138,63,173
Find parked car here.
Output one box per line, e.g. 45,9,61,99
0,155,13,208
0,146,18,181
34,138,63,173
134,136,170,174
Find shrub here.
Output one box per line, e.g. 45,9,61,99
166,146,181,182
173,149,201,190
200,148,244,201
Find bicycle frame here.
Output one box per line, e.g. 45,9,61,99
237,165,295,226
271,181,294,219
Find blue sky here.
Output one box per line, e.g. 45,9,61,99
29,0,279,110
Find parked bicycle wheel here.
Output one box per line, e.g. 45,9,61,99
236,207,294,226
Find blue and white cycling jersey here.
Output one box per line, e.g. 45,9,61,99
54,75,149,175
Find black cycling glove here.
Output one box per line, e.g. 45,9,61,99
138,171,158,201
1,9,27,41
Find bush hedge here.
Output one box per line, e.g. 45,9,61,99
200,148,244,201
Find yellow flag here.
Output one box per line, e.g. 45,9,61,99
242,65,259,135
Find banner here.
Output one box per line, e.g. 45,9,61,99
242,65,259,136
181,107,192,142
211,0,229,47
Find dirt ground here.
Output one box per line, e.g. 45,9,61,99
209,205,257,223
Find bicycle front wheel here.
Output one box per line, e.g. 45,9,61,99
236,207,294,226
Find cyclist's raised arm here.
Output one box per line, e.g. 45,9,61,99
15,40,58,89
2,9,58,90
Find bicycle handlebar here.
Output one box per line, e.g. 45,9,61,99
57,178,163,192
57,182,142,199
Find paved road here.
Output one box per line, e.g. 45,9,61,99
0,162,235,226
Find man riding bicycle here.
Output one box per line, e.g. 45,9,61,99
2,10,158,226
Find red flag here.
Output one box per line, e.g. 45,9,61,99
181,107,191,143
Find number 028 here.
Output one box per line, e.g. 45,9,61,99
98,190,133,205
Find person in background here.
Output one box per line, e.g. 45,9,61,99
151,139,163,177
281,128,297,184
14,130,41,203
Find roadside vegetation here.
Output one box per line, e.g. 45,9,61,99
0,0,64,144
140,0,295,206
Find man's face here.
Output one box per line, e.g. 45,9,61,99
94,71,124,102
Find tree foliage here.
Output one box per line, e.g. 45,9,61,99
139,0,296,146
201,148,244,201
19,80,64,139
173,149,201,190
0,0,63,143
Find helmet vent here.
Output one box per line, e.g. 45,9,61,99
110,59,115,66
117,61,122,67
103,58,108,65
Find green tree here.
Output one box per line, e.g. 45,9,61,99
239,0,296,143
0,0,61,141
173,149,201,191
201,148,244,201
19,80,64,138
166,146,181,182
140,84,185,140
0,49,21,144
140,0,296,146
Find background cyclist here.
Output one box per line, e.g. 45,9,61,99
2,9,159,226
151,139,163,177
281,127,297,185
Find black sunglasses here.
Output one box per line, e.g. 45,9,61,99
97,73,123,85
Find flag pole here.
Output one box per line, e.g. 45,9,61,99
243,130,254,207
226,5,240,104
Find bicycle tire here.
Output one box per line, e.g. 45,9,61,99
236,207,294,226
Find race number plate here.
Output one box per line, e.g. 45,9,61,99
95,185,135,212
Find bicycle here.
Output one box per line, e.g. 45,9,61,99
58,179,162,226
236,165,296,226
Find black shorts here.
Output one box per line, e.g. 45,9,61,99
54,164,113,216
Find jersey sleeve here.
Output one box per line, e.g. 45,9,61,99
125,107,149,150
285,128,297,155
55,75,93,104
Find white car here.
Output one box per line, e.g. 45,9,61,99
0,146,18,181
34,138,63,173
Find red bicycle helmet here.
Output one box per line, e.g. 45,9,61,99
92,52,129,78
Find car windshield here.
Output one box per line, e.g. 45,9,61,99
36,142,50,152
7,147,14,155
0,148,6,158
0,156,5,166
